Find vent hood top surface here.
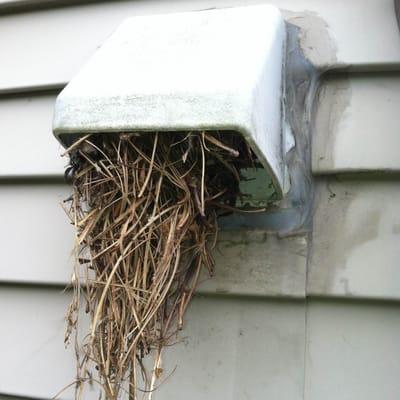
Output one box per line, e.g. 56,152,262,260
53,4,286,196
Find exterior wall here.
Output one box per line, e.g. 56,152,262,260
0,1,399,399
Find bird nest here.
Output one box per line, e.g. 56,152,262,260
61,131,262,399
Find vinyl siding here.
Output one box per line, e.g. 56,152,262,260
0,92,64,177
0,287,306,399
308,178,400,300
0,185,307,294
313,73,400,174
305,299,400,400
0,0,399,95
1,1,399,399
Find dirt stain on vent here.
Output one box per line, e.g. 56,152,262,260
61,131,266,399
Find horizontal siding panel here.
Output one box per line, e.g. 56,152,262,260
305,300,400,400
0,93,64,177
0,183,307,297
0,184,74,285
6,74,400,178
201,231,307,298
0,287,78,400
0,286,305,399
4,76,400,183
313,73,400,174
308,179,400,300
0,0,399,93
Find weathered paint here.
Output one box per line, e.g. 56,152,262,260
308,179,400,300
201,231,307,298
313,73,400,173
283,10,338,70
312,75,351,172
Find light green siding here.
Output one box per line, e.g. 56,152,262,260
0,1,399,399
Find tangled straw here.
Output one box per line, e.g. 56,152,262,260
62,131,259,399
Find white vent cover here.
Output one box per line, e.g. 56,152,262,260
53,5,286,197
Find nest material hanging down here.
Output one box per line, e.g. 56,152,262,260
62,131,260,399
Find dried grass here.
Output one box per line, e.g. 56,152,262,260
61,131,260,399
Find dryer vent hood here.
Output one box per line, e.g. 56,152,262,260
53,5,287,198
